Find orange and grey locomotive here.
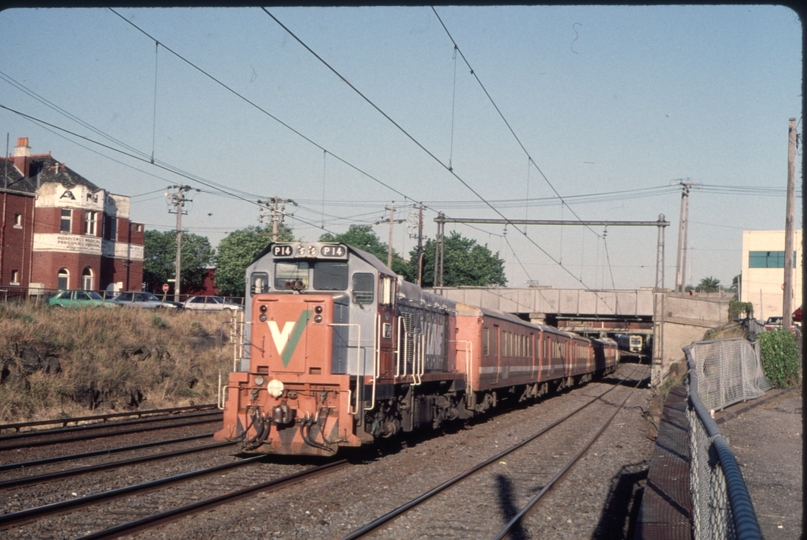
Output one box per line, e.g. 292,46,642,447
214,242,618,456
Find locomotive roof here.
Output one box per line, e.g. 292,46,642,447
251,241,395,275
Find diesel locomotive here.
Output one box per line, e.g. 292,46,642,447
214,242,618,456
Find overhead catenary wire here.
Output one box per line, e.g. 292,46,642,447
261,9,625,307
431,7,601,239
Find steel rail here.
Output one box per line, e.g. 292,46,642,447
0,417,219,451
0,440,235,490
0,455,265,530
341,366,643,539
0,410,221,442
0,404,217,433
75,460,350,540
0,433,212,473
491,378,640,540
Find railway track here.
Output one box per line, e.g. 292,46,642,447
0,408,222,452
1,452,347,538
343,364,646,539
1,365,653,539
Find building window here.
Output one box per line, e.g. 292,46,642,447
60,209,72,232
106,216,117,241
10,270,20,285
749,251,797,269
82,267,93,290
57,268,69,290
13,214,22,228
85,211,98,235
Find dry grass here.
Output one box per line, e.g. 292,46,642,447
0,303,236,423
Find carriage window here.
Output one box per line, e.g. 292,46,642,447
250,272,269,295
483,327,489,356
313,261,348,290
352,273,374,305
275,261,309,290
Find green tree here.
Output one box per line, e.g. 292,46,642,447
319,225,409,276
696,276,721,292
143,230,214,293
214,225,294,297
416,232,507,287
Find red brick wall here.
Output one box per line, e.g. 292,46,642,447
0,192,35,288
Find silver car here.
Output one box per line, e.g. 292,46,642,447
183,295,243,312
112,291,183,310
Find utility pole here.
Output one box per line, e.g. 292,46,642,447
374,203,406,269
435,212,445,287
674,179,692,293
167,184,193,302
258,196,296,242
783,118,797,330
416,204,424,286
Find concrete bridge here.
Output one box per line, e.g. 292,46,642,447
429,286,733,385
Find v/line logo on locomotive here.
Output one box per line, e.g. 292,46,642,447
214,242,619,456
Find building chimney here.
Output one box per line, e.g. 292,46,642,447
13,137,31,177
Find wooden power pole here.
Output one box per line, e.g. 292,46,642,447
783,118,797,331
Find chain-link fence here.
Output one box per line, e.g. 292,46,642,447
685,339,764,540
684,338,771,412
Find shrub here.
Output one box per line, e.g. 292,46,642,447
728,300,754,321
757,329,801,388
0,306,233,422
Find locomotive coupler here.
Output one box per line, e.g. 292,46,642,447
272,403,294,425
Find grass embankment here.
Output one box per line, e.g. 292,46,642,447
0,303,237,423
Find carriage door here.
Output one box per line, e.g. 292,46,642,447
493,324,501,383
377,275,396,378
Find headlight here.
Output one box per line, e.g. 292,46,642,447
267,379,284,398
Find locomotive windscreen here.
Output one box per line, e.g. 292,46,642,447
273,260,349,291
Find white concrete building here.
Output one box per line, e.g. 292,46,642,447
740,230,802,320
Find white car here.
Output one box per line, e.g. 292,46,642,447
183,295,243,312
112,291,183,310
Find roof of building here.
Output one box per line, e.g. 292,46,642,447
0,154,102,194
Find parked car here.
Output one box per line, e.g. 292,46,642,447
183,295,243,312
112,291,183,310
793,306,802,323
47,290,117,308
764,316,783,331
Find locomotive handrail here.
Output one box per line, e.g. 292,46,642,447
414,331,425,385
365,314,380,411
396,315,408,378
328,323,361,416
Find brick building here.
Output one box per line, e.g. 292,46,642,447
0,137,144,296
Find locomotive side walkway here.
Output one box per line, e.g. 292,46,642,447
635,386,803,539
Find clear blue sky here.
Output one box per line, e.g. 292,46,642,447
0,6,802,290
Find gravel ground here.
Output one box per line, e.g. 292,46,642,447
717,389,803,539
128,362,655,540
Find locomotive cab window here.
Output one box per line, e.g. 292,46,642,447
352,273,374,305
275,261,309,290
313,261,349,291
250,272,269,295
